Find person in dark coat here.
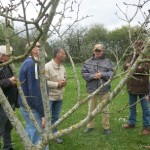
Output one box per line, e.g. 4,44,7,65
0,45,18,150
123,41,150,135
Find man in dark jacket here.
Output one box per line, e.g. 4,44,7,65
0,45,18,150
81,44,114,135
123,41,150,135
18,42,49,150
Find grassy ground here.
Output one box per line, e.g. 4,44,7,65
1,63,150,150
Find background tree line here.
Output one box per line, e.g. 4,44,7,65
0,0,149,149
49,24,143,62
0,21,144,62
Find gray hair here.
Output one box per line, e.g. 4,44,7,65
52,47,65,58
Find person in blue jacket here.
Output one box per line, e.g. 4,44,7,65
18,42,48,149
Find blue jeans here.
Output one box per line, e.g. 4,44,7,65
128,93,150,128
50,100,62,133
20,107,49,150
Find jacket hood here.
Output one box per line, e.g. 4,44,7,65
92,54,106,60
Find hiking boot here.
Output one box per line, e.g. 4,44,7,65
122,124,135,129
55,138,63,144
143,128,150,135
104,129,112,135
84,128,94,133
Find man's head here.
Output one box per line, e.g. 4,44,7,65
26,42,40,58
52,48,66,63
0,45,13,62
93,44,105,58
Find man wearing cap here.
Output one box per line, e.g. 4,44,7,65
18,42,49,149
0,45,18,150
81,43,114,135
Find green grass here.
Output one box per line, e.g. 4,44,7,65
2,63,150,150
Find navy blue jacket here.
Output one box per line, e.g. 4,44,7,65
18,57,44,117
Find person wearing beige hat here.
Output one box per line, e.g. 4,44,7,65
81,43,114,135
0,45,18,150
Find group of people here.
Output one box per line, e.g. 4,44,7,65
0,43,67,150
0,41,149,150
82,41,150,136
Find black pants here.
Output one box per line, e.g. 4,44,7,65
0,106,13,150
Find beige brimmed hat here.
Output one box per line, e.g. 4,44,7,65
93,44,104,51
0,45,13,55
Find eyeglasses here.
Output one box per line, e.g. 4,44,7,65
95,49,103,52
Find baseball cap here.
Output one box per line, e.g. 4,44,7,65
93,44,104,51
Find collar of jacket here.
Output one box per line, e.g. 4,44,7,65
92,54,105,60
51,59,62,69
0,61,9,69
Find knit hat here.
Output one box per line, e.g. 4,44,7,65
93,44,104,51
0,45,13,55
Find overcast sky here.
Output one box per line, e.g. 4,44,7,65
76,0,150,30
1,0,150,31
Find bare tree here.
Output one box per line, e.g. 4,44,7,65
0,0,149,150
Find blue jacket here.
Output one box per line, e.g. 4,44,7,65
18,57,44,117
81,55,114,94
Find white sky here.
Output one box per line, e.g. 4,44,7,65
1,0,150,31
78,0,150,30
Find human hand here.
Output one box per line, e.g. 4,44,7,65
62,79,67,87
58,79,67,88
138,66,142,69
94,72,102,79
9,76,17,85
41,117,46,128
146,95,150,102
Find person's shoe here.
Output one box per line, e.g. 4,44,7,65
55,138,63,144
3,147,14,150
8,148,14,150
143,129,150,135
104,129,112,135
122,124,135,129
84,128,94,133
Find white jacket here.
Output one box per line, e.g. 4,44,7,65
45,59,66,100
